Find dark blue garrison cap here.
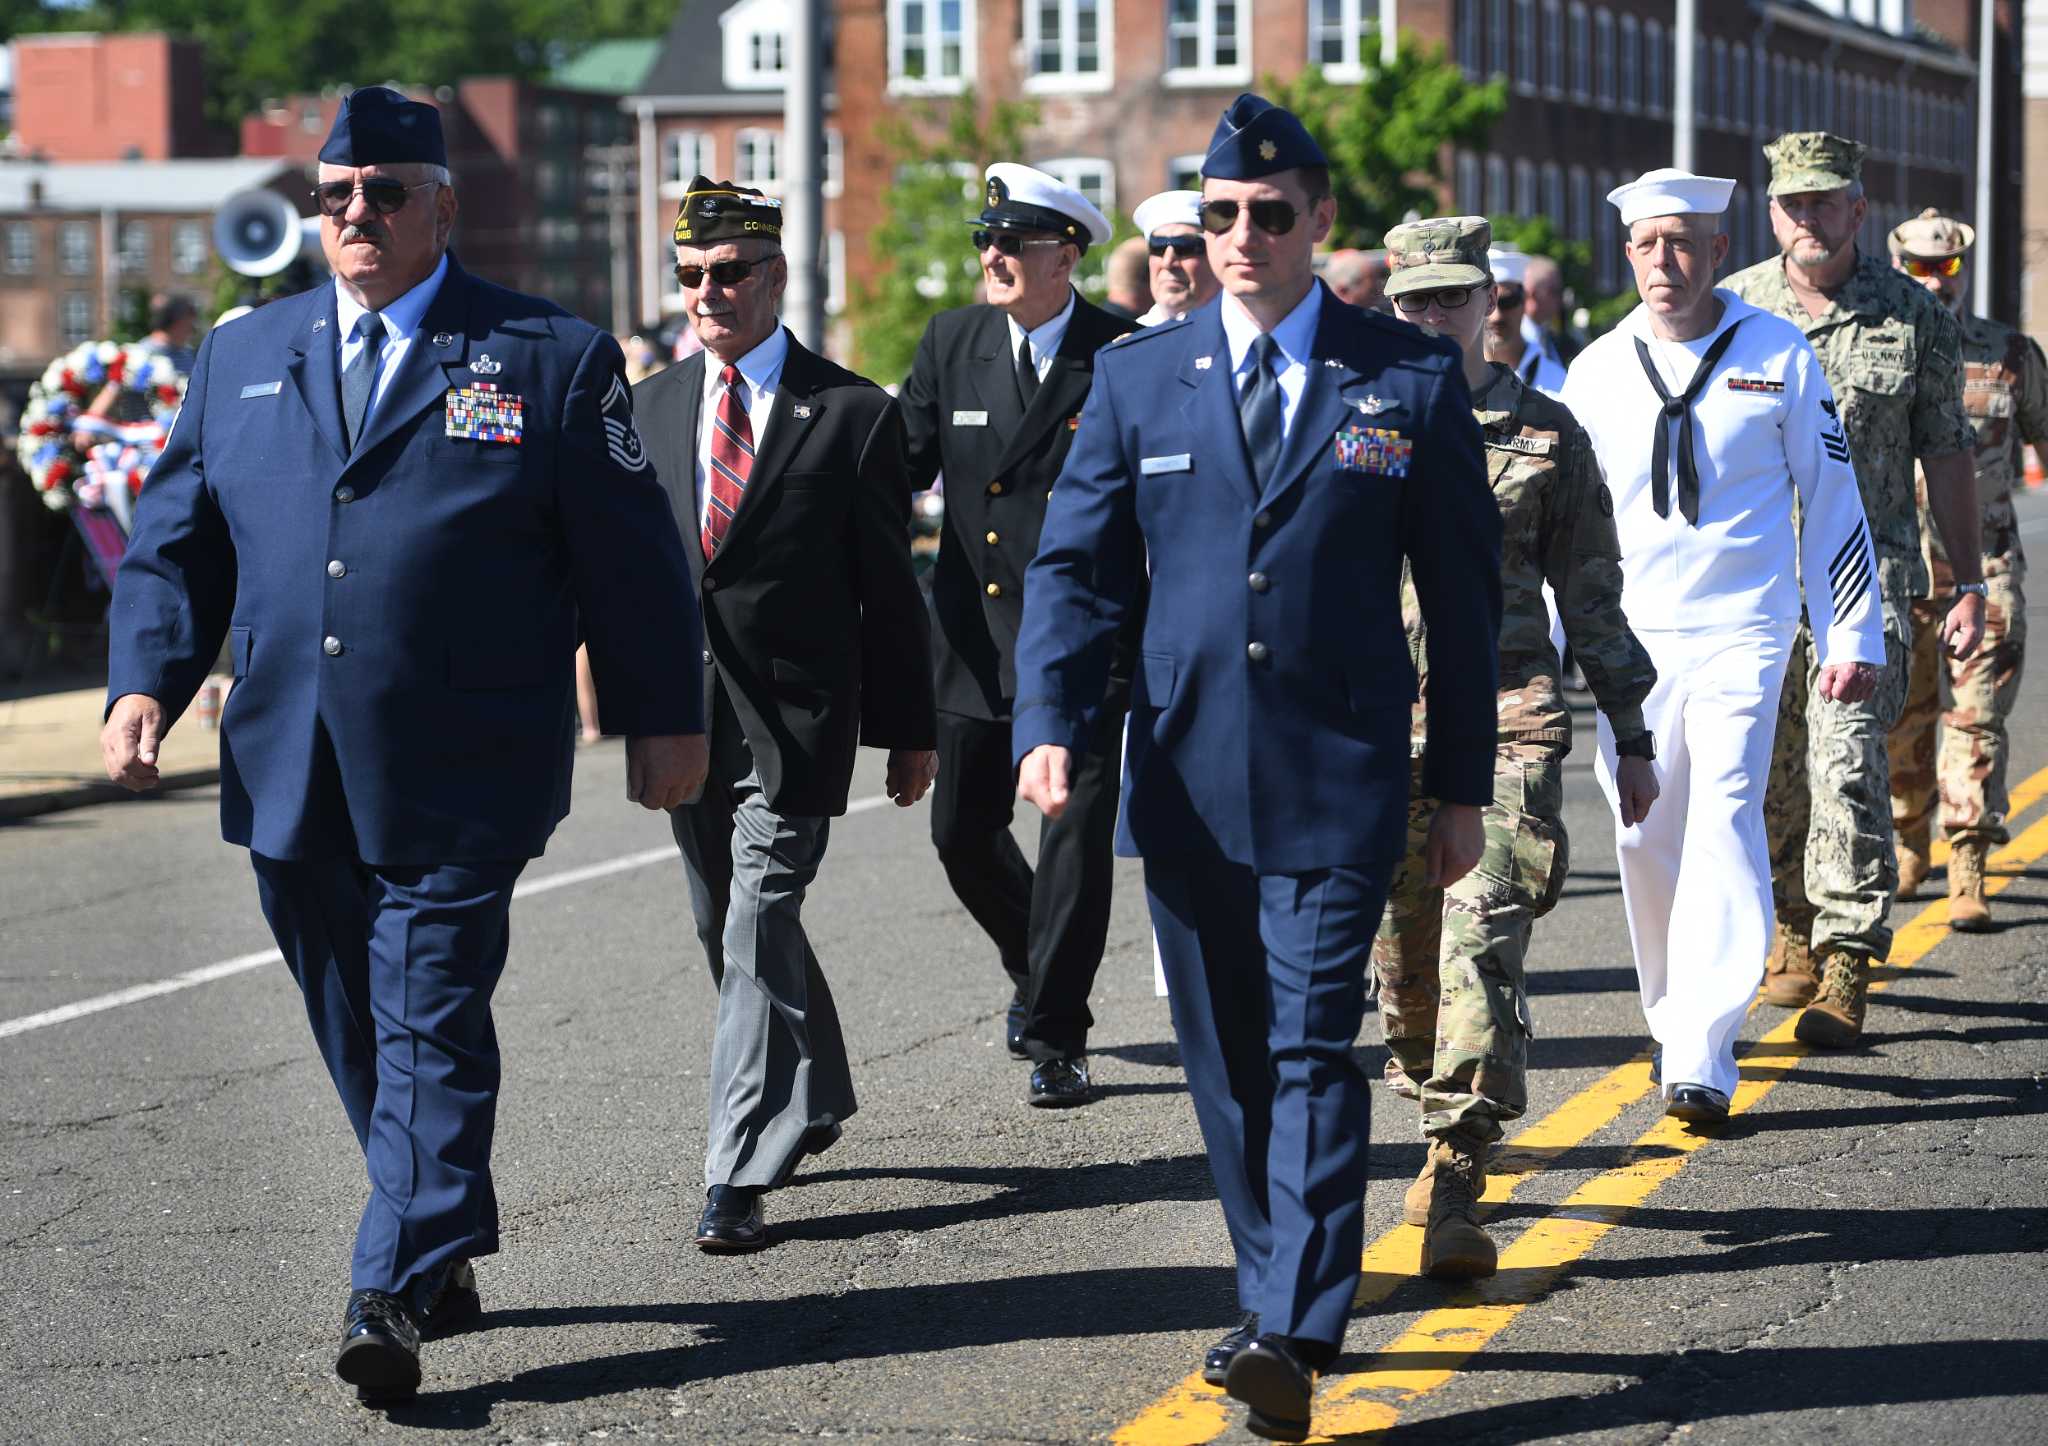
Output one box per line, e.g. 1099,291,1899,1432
1201,93,1328,180
319,86,447,169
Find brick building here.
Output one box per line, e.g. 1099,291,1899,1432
9,32,228,163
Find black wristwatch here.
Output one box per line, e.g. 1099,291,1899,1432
1955,581,1988,599
1614,731,1657,761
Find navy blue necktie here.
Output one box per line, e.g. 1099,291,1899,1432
1239,333,1283,485
341,311,385,450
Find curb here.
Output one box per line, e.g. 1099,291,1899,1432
0,768,221,822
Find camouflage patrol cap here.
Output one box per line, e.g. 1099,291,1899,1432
1763,131,1866,195
1382,216,1493,298
1888,205,1975,260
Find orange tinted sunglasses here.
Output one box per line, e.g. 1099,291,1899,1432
1903,255,1964,279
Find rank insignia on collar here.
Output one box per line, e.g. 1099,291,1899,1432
1324,358,1343,368
470,353,503,375
432,332,455,347
1195,355,1213,370
312,317,327,332
1351,394,1391,416
793,403,813,419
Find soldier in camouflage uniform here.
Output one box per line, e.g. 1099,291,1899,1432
1376,217,1658,1281
1725,134,1985,1047
1883,208,2048,932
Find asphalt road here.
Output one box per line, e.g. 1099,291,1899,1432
6,520,2048,1444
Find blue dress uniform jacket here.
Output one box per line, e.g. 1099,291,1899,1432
107,259,704,865
1012,290,1504,873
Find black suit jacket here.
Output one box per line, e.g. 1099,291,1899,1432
636,332,936,817
900,292,1138,719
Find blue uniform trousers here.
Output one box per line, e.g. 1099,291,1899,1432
1144,844,1391,1348
252,848,525,1296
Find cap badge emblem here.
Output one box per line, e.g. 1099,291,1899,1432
987,176,1009,207
1259,140,1278,162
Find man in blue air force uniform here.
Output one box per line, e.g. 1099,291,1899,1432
99,87,706,1403
1013,95,1503,1443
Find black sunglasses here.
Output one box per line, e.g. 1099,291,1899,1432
972,229,1067,258
673,256,779,289
312,178,439,218
1148,236,1205,259
1491,284,1527,310
1392,287,1477,314
1199,198,1299,236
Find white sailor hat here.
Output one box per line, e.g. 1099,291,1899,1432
977,163,1113,249
1606,167,1738,227
1133,190,1204,239
1486,247,1530,286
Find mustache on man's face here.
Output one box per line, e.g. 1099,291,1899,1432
341,221,385,246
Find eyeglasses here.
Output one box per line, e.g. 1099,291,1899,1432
1392,287,1477,314
1199,198,1300,236
1903,255,1964,279
673,256,779,289
972,229,1067,258
1491,284,1527,310
1148,236,1205,259
312,178,440,218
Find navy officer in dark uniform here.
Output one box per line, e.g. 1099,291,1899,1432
1013,95,1502,1442
899,163,1133,1107
100,87,705,1403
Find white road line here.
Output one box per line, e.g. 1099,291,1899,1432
0,791,896,1042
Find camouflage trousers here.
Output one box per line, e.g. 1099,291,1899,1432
1373,754,1567,1147
1765,619,1912,960
1887,576,2027,846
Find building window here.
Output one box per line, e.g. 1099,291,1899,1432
735,128,783,191
1568,165,1590,245
1041,156,1114,213
1710,38,1727,126
60,290,93,344
1594,9,1614,107
1166,0,1246,79
1568,4,1589,101
825,128,844,197
1753,47,1768,135
1594,168,1618,292
1541,0,1563,96
1643,18,1664,115
1730,187,1752,272
1541,161,1564,225
172,222,206,276
826,229,846,315
1772,56,1789,131
890,0,973,89
751,30,786,73
1514,157,1536,217
1457,149,1482,213
6,223,34,274
1169,153,1205,189
1310,0,1378,76
60,222,91,276
1029,0,1108,83
1732,45,1749,131
1485,153,1509,216
1513,0,1536,90
119,220,151,275
1489,0,1510,79
662,131,714,198
1618,14,1639,112
1457,0,1482,79
301,99,324,133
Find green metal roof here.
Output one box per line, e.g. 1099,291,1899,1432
550,39,662,95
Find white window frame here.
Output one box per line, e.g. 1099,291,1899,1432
60,290,93,345
172,221,206,276
5,222,34,274
1164,0,1249,88
661,130,715,199
1039,155,1115,215
735,127,784,194
1026,0,1113,92
1309,0,1379,82
59,221,91,276
888,0,976,96
1169,153,1205,190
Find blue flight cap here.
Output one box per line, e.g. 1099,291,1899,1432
1201,93,1328,181
319,86,447,169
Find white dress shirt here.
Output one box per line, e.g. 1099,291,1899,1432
1517,313,1570,399
695,325,790,537
1561,289,1883,667
334,252,449,422
1220,281,1323,439
1007,289,1077,383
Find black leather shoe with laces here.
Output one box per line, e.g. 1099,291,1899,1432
1028,1055,1093,1108
336,1289,422,1403
1202,1312,1259,1386
1225,1334,1317,1442
409,1258,481,1339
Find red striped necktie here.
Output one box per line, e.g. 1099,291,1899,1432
702,363,754,558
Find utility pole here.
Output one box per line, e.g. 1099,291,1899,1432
1673,0,1697,172
592,141,636,338
1974,0,1995,319
783,0,827,352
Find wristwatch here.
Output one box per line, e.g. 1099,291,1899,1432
1955,581,1989,599
1614,731,1657,761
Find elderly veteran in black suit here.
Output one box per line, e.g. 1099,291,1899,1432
633,179,938,1252
899,163,1134,1108
101,88,705,1403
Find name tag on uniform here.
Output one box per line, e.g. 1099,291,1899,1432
445,383,524,444
1335,425,1412,478
240,381,283,399
1726,376,1785,394
1491,433,1553,457
952,409,989,427
1141,453,1192,475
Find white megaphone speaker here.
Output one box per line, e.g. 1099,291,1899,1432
215,189,322,277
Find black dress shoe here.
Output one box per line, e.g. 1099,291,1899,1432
409,1258,480,1339
1666,1084,1730,1126
335,1289,422,1404
1028,1055,1093,1108
695,1184,768,1253
1224,1334,1316,1442
1006,991,1029,1060
1201,1312,1259,1387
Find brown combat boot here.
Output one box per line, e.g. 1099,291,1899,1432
1895,826,1931,901
1761,924,1819,1008
1948,839,1992,933
1418,1138,1496,1280
1794,950,1868,1048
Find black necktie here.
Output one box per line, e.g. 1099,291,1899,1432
1015,335,1040,409
1238,333,1283,485
1521,348,1541,384
341,311,384,450
1632,320,1743,526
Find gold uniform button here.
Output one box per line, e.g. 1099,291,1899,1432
986,530,1000,544
986,583,1003,598
988,481,1005,496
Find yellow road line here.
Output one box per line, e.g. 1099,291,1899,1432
1110,760,2048,1446
1306,806,2048,1439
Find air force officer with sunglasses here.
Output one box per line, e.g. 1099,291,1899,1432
101,88,705,1401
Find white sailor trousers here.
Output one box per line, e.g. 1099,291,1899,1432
1595,621,1796,1100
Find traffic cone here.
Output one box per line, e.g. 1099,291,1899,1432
2026,445,2043,491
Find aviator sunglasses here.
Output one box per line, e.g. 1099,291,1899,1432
674,256,779,288
1148,235,1205,259
1903,255,1964,279
312,178,440,217
1199,198,1300,236
972,229,1068,258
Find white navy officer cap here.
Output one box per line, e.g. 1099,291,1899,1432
977,163,1113,250
1133,190,1203,239
1487,247,1530,286
1606,168,1738,228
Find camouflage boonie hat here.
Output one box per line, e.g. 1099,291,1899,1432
1763,131,1866,195
1383,216,1493,297
1888,206,1975,259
